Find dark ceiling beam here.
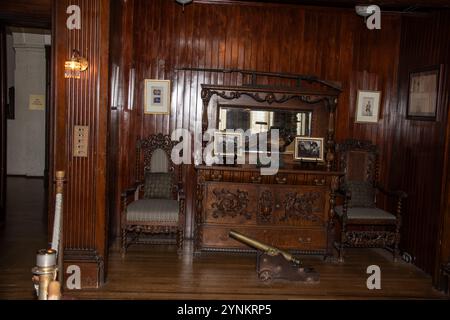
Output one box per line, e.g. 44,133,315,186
0,0,52,28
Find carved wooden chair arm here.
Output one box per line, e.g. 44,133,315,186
121,183,143,201
335,189,351,221
121,187,137,199
376,184,407,199
336,189,352,200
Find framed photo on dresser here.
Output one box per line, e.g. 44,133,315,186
294,137,324,162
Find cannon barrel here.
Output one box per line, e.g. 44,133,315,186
229,230,302,266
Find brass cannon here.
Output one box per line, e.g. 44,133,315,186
229,230,320,283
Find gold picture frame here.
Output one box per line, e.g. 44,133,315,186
144,79,171,115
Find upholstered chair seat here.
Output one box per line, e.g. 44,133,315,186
126,199,179,223
335,206,396,221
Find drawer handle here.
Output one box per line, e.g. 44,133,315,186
275,177,287,185
211,173,223,182
299,237,312,244
314,179,325,186
275,204,281,209
251,176,262,184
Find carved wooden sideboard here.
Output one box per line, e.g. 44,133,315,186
195,166,342,257
194,70,342,258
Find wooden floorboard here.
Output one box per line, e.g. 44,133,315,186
65,243,446,300
0,177,447,300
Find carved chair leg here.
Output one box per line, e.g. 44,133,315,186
394,228,401,263
121,228,128,257
339,243,345,263
339,227,346,263
177,229,184,251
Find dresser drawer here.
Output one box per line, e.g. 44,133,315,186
203,182,259,225
200,226,326,252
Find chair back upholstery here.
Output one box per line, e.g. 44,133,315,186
151,149,169,173
336,139,379,207
136,134,180,200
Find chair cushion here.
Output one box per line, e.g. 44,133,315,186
126,199,179,222
344,181,376,208
144,172,172,199
335,206,396,220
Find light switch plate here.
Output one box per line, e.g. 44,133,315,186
73,125,89,158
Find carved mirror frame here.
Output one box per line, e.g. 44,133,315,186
201,81,341,171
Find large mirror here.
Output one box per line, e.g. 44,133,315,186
217,105,312,153
218,105,312,137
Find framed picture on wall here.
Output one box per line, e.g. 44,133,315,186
355,90,381,124
407,65,441,121
144,79,171,115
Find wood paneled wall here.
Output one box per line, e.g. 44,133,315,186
109,0,402,239
391,12,450,280
52,0,110,288
109,0,450,283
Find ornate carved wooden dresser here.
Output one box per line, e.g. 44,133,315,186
196,166,341,257
193,70,342,258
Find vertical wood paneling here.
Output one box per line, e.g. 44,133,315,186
53,0,109,287
391,12,450,280
110,0,402,244
110,1,450,283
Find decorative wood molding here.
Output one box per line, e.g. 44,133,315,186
258,190,274,224
345,231,397,247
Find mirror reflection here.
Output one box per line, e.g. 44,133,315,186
218,106,312,136
217,105,313,153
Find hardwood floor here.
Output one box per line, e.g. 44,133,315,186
68,243,446,300
0,177,447,300
0,177,48,300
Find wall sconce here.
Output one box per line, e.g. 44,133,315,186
64,50,88,79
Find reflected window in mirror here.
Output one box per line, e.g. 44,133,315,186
218,105,312,137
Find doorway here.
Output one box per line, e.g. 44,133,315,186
0,27,51,296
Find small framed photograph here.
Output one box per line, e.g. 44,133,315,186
294,137,324,162
355,90,381,124
407,65,441,120
214,131,244,157
144,80,171,115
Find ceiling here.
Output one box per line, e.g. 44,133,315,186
199,0,450,11
0,0,52,28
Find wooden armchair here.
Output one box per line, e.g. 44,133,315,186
121,134,185,255
334,139,407,262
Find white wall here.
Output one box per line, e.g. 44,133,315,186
6,32,47,177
